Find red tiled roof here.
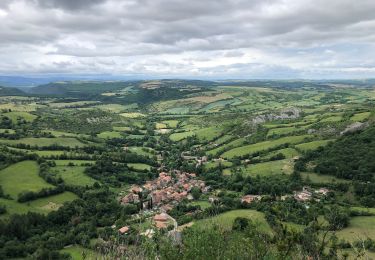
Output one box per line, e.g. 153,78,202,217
118,226,129,234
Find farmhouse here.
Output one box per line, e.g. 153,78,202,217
154,213,170,229
294,187,313,202
118,226,130,234
241,195,262,204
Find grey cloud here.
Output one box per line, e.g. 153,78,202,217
0,0,375,78
33,0,103,10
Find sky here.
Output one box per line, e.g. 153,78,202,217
1,0,375,79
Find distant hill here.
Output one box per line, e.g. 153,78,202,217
0,86,25,96
28,79,216,102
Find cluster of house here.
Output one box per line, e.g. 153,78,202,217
121,171,209,210
240,186,330,205
294,186,330,202
181,151,208,167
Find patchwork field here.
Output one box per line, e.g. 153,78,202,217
0,161,52,199
222,135,311,159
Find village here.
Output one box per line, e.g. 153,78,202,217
116,168,331,238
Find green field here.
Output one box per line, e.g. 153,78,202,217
195,126,224,142
320,115,342,122
337,216,375,242
228,159,293,177
295,139,334,152
0,161,53,199
350,111,371,122
128,147,155,158
194,209,271,233
127,163,152,171
301,172,349,184
0,137,85,148
162,120,179,128
261,148,299,160
189,200,212,210
266,125,311,137
222,135,310,159
169,131,195,141
28,192,78,212
97,131,122,139
204,160,233,170
52,166,97,186
3,111,37,123
206,137,246,156
61,245,98,260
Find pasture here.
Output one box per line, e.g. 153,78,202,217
231,159,293,177
0,137,86,148
337,216,375,242
127,163,152,171
193,209,271,233
222,135,310,159
3,111,37,123
0,161,53,199
350,111,371,122
169,131,195,141
97,131,122,139
52,166,97,186
295,139,334,152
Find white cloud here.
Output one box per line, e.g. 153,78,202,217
0,0,375,78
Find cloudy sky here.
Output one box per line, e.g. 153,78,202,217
1,0,375,79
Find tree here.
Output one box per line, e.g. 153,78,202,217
324,205,350,230
190,187,201,200
232,217,249,231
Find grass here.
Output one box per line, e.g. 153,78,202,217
206,137,246,156
336,216,375,242
95,104,131,113
193,209,271,233
0,129,15,134
295,139,334,152
320,115,343,122
189,200,212,210
60,245,98,260
155,122,167,129
266,125,310,137
113,126,132,132
350,112,371,122
169,131,195,141
97,131,122,139
0,161,53,199
204,160,233,170
127,163,152,171
162,120,179,128
3,111,37,123
52,166,97,186
120,112,145,118
211,135,234,145
261,148,299,160
195,126,224,142
222,135,310,159
236,159,293,177
28,192,78,212
0,137,85,148
128,147,155,158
